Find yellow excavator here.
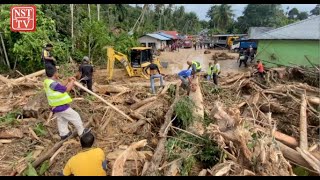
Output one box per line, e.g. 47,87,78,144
106,47,163,80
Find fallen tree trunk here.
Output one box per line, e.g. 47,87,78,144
210,101,236,132
0,75,14,85
93,83,129,94
143,84,180,176
0,128,23,139
74,81,134,122
260,102,288,114
307,96,320,106
299,93,308,150
122,118,150,134
130,81,179,111
187,76,204,135
277,141,314,171
112,139,147,176
107,150,152,161
221,72,251,85
14,67,59,83
130,96,157,110
255,125,299,148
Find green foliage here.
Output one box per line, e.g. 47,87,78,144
201,82,220,94
293,166,309,176
206,5,234,32
180,156,196,176
23,163,38,176
33,123,47,137
85,94,96,101
39,160,50,176
0,110,21,126
235,4,292,33
166,133,221,173
168,84,176,99
203,112,214,126
174,97,195,129
310,4,320,15
195,136,221,168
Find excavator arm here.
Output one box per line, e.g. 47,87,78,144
106,47,134,80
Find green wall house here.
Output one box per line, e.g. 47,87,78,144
252,15,320,68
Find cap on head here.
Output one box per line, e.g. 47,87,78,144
83,56,90,62
46,43,53,48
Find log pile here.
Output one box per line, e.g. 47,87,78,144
0,64,319,176
212,52,235,61
202,68,320,175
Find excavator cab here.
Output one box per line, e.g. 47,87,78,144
106,46,163,80
130,48,153,68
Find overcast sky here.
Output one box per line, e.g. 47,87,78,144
181,4,317,20
130,4,317,20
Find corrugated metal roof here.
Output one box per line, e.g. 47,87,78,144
248,27,275,39
144,33,170,41
212,34,247,37
156,32,174,39
253,15,320,40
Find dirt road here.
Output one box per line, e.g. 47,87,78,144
160,48,247,75
94,48,249,84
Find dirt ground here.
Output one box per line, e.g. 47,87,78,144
99,48,250,85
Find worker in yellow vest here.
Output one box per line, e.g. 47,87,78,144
43,66,90,140
187,60,201,78
206,62,214,81
212,59,221,85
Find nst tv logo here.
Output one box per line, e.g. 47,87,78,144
10,5,36,32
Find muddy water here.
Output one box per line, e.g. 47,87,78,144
160,48,248,75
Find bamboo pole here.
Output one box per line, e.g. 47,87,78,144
74,81,134,122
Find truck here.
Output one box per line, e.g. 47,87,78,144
210,34,247,49
231,40,257,53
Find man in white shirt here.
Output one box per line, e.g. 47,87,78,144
212,59,221,85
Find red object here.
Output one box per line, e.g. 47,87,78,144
10,5,36,32
160,30,179,39
183,40,192,48
257,62,264,72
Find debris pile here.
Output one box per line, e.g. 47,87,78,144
0,65,319,176
212,52,235,60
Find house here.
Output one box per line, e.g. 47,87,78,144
156,32,175,45
138,33,171,50
252,15,320,67
247,27,275,40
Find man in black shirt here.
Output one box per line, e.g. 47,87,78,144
144,59,164,94
42,43,57,72
79,56,94,92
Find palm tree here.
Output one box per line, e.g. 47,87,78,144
207,5,234,31
214,4,234,30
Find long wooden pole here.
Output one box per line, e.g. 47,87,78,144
299,93,308,150
74,81,134,122
70,4,74,53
